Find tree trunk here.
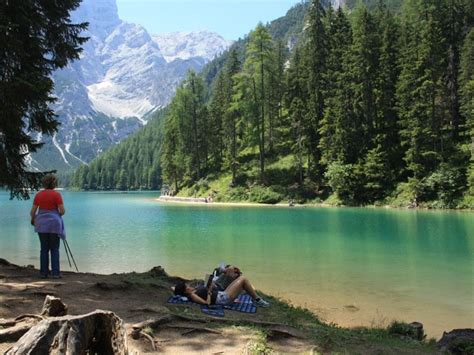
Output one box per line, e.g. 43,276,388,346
6,310,127,355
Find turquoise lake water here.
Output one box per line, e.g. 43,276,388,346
0,191,472,337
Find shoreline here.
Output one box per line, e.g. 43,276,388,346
0,259,456,354
156,195,474,212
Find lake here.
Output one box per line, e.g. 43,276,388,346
0,191,472,337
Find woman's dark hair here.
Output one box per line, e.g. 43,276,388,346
42,174,57,189
174,281,187,296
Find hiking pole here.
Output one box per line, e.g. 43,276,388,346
63,239,72,268
64,239,79,272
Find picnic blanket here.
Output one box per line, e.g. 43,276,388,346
167,294,257,316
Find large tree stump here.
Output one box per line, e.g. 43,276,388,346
41,295,68,317
408,322,424,341
6,310,128,355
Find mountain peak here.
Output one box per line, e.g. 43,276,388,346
152,31,233,63
72,0,121,40
32,0,232,171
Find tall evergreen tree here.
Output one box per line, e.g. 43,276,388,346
243,24,274,180
397,0,448,199
285,46,308,185
223,49,242,185
161,112,184,193
319,7,353,166
304,0,328,182
176,71,208,181
267,40,287,155
350,3,380,163
361,2,402,201
208,71,227,171
459,28,474,196
0,0,87,198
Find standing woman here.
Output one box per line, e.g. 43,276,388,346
30,174,66,279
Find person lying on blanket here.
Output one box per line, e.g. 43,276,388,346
173,276,270,307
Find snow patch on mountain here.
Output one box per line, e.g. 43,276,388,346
153,30,233,63
331,0,347,8
31,0,232,171
88,81,154,121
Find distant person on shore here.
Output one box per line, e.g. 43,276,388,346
30,174,66,279
173,275,270,307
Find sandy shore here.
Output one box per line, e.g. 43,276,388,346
156,196,304,208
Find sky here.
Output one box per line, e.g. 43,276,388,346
116,0,301,40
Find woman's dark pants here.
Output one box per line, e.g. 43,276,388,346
38,233,60,277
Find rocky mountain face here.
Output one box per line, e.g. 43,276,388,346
30,0,231,172
331,0,347,8
153,31,233,63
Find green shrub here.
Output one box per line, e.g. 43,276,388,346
423,165,465,208
324,162,363,204
225,186,249,201
248,186,283,204
388,321,424,340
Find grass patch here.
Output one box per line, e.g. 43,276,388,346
322,193,344,206
244,328,273,355
142,326,154,336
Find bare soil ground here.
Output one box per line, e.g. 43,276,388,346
0,260,316,354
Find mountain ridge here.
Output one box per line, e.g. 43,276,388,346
30,0,231,173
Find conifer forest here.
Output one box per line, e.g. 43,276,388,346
72,0,474,208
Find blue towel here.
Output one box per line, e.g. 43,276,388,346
200,305,225,317
223,294,257,313
167,294,257,315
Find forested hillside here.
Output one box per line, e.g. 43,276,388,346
71,1,310,190
70,109,166,190
72,0,474,208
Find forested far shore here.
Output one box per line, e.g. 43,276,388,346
71,0,474,209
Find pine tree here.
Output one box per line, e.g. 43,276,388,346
319,6,355,199
304,0,328,182
396,0,447,200
243,24,274,181
223,49,242,186
459,28,474,196
267,40,286,155
208,71,227,171
350,3,380,164
169,71,209,181
0,0,87,198
161,113,185,193
285,46,308,185
319,7,352,166
362,2,402,201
